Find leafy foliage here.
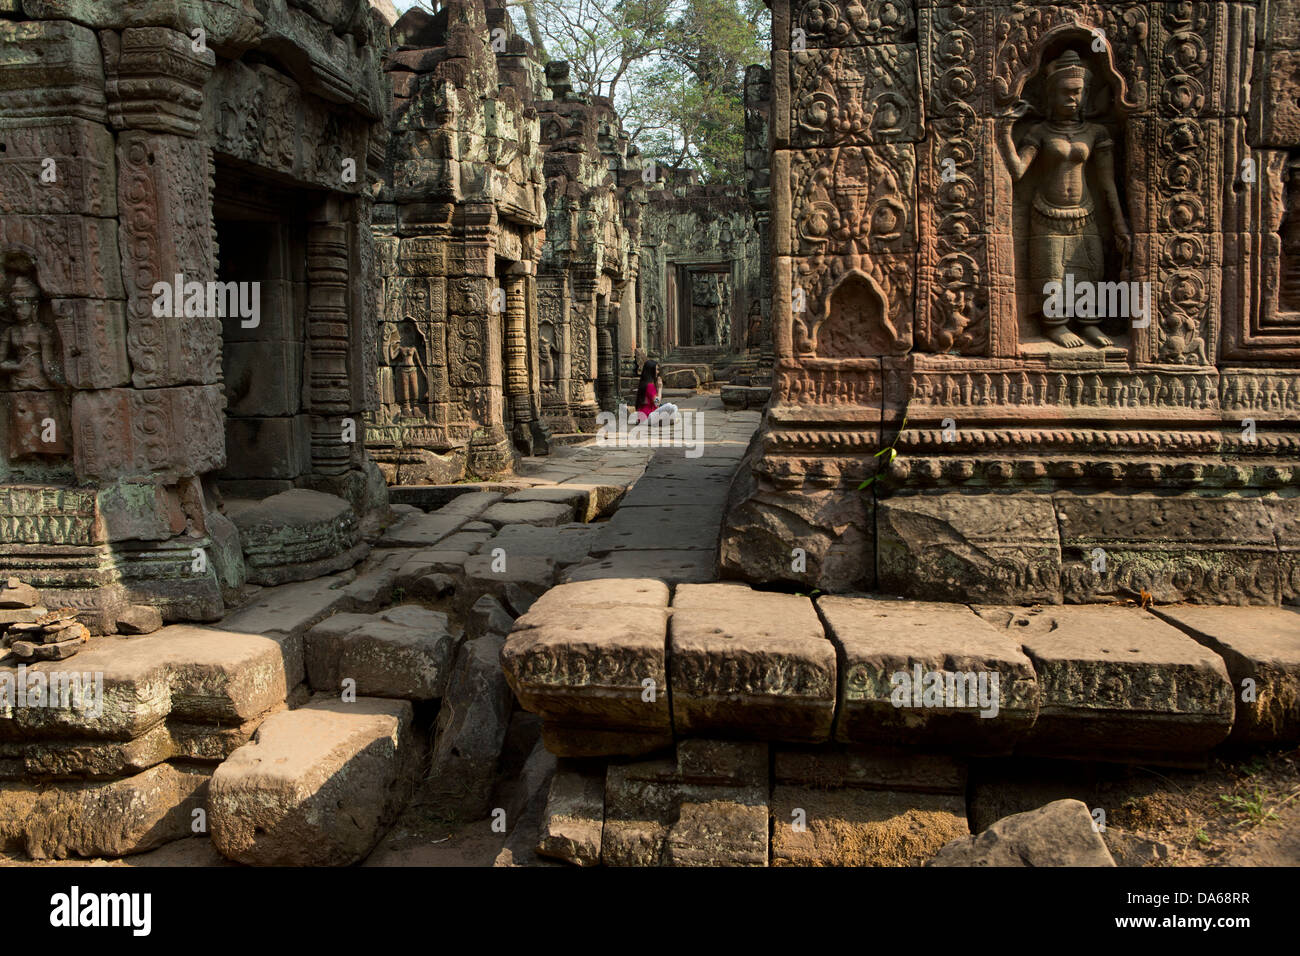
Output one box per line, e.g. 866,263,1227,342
509,0,769,184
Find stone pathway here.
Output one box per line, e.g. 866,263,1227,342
551,393,761,584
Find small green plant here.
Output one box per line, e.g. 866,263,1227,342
1195,828,1211,846
858,415,908,491
1219,788,1278,826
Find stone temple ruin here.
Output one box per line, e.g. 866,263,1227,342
0,0,1297,871
722,0,1300,609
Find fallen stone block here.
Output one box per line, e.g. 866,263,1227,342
394,548,473,589
502,582,671,736
306,605,460,700
818,596,1039,754
115,605,162,635
337,562,399,612
670,584,835,743
2,621,299,742
0,762,210,860
976,605,1235,763
0,607,46,627
492,739,561,868
1151,605,1300,743
770,785,969,866
424,635,513,819
466,594,515,642
0,579,40,609
537,761,605,866
929,799,1115,867
210,696,417,866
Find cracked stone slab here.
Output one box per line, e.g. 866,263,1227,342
1151,604,1300,743
817,596,1039,754
670,583,836,743
877,494,1062,604
976,605,1235,763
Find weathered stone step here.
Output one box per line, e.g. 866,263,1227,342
209,695,417,866
502,581,1249,762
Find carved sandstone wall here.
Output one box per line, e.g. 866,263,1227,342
0,0,389,627
368,0,550,483
722,0,1300,606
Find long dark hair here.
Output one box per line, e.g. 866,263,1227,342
636,359,659,408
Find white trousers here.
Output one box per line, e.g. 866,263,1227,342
647,403,679,425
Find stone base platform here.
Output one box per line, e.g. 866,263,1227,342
227,489,368,587
501,580,1299,765
721,471,1300,607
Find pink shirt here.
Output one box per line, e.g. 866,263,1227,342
637,382,657,419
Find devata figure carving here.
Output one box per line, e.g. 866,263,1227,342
0,273,59,392
0,267,68,459
999,50,1131,349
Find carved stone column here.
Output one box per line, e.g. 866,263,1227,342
307,221,352,476
505,274,534,453
596,293,616,411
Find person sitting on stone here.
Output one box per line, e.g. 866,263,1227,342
634,359,679,426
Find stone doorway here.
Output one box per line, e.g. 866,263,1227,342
208,162,367,588
674,262,738,350
212,164,317,497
